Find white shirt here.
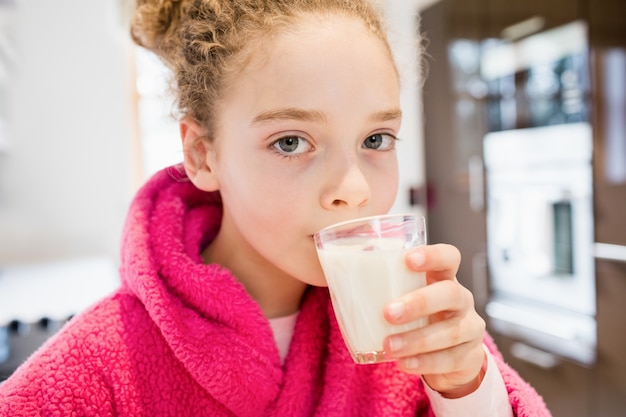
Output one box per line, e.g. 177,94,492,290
269,314,514,417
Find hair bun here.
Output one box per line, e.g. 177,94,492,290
127,0,391,136
130,0,192,66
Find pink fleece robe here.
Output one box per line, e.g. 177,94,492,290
0,166,551,416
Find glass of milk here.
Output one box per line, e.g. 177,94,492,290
314,214,427,364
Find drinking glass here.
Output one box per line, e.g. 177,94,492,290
314,214,428,364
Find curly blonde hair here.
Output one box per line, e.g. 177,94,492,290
130,0,392,140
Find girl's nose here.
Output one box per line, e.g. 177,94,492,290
320,154,371,210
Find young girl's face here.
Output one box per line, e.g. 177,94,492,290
202,14,401,287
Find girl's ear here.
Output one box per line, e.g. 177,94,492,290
180,117,220,191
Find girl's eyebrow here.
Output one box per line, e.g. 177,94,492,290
250,108,403,126
251,108,327,125
372,109,402,122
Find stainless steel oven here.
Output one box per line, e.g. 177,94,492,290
484,122,596,365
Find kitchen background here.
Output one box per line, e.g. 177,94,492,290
0,0,624,416
420,0,626,415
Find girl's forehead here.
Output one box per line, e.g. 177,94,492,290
243,13,396,76
215,13,400,128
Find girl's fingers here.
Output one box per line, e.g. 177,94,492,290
386,243,486,393
396,341,485,381
384,308,486,358
384,279,473,325
405,243,461,282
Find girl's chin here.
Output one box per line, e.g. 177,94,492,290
306,280,329,288
298,273,329,288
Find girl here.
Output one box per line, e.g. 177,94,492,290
0,0,551,415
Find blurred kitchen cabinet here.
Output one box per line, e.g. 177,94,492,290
420,0,490,313
421,0,584,306
421,0,626,415
593,260,626,416
0,324,56,382
588,0,626,49
589,0,626,413
438,0,581,40
483,0,581,38
492,334,592,417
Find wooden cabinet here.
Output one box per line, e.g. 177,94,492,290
421,0,626,415
492,334,593,417
491,262,626,417
589,0,626,412
593,260,626,416
421,0,489,313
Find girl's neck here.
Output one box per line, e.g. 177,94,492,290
201,224,308,319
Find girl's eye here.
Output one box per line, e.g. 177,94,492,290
272,136,313,156
362,133,396,151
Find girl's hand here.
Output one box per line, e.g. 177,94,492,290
383,243,486,398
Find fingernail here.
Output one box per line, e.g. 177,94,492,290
408,251,425,267
403,357,420,370
388,336,405,352
388,301,405,320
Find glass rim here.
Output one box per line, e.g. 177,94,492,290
315,213,424,236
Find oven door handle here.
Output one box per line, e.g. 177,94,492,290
594,242,626,263
510,342,560,370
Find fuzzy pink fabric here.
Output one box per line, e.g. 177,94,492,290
0,166,551,416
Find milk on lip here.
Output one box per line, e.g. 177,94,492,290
317,237,427,361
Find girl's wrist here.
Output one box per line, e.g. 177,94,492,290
436,351,488,399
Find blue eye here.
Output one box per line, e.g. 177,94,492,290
272,136,313,156
363,133,396,151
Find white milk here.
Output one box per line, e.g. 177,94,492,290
317,237,426,363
